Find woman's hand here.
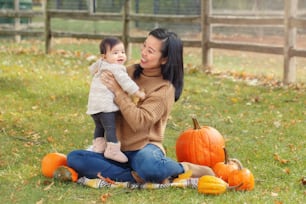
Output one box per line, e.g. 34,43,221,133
101,71,123,96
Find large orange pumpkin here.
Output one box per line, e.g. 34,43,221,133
176,118,225,167
212,148,240,182
41,152,67,178
228,161,255,191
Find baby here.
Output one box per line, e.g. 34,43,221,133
86,37,145,163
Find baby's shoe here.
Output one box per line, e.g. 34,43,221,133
104,142,128,163
92,137,106,153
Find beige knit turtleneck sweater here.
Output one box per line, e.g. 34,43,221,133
114,64,175,154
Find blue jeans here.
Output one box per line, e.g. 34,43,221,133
67,144,184,183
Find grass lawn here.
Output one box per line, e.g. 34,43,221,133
0,39,305,203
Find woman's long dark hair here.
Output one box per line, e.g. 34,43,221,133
134,28,184,101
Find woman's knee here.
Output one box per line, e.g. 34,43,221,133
132,150,167,181
67,150,91,169
67,150,80,167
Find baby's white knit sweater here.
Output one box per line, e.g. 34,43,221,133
86,59,140,115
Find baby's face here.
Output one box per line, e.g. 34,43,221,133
104,43,127,65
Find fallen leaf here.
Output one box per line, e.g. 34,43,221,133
288,144,296,152
50,95,56,101
97,172,115,184
42,180,52,186
36,198,44,204
253,96,260,103
101,193,111,203
273,153,280,161
32,106,39,110
283,167,290,174
273,121,281,128
274,200,283,204
230,97,239,103
273,153,289,164
47,136,54,143
301,177,306,185
43,181,54,191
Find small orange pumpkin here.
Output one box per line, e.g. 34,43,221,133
41,152,67,178
228,161,255,191
176,117,225,167
53,166,78,182
212,148,240,182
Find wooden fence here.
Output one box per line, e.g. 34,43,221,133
1,0,306,84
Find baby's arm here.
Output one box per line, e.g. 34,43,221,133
108,64,142,95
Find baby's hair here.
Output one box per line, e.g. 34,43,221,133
99,37,122,54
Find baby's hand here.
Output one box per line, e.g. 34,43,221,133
131,90,145,104
137,91,146,100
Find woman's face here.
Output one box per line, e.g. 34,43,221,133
140,35,167,70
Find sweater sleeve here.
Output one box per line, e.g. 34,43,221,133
102,62,140,95
114,83,174,132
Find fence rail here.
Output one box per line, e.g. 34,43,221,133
0,10,43,17
0,0,305,84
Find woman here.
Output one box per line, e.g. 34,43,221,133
67,28,214,183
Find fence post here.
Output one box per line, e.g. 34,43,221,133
122,0,131,59
283,0,297,84
88,0,94,14
201,0,212,69
14,0,21,42
44,0,51,54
